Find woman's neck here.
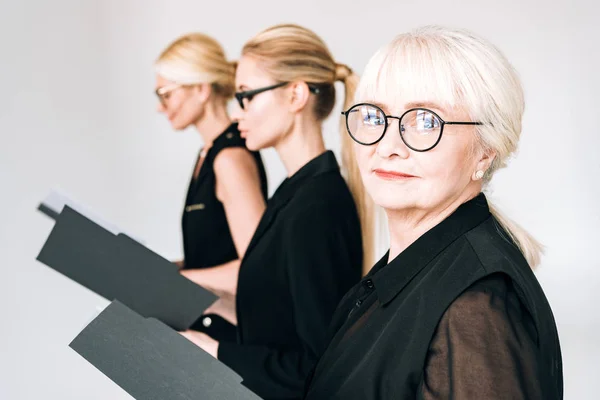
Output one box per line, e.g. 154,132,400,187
385,188,480,262
194,100,231,148
275,117,326,177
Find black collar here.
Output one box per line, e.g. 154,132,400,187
269,150,339,207
243,150,339,258
370,193,491,305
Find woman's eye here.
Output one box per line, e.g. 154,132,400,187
364,114,384,126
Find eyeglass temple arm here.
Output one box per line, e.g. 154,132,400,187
445,121,483,125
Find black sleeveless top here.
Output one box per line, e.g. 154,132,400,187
181,123,268,341
181,123,268,270
304,193,562,400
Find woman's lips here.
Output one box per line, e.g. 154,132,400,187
372,169,417,180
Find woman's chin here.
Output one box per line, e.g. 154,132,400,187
170,122,186,131
370,190,415,212
169,116,192,131
244,136,263,151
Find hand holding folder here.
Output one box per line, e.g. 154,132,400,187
36,205,217,331
70,301,262,400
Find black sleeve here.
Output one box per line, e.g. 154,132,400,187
219,204,361,398
420,274,543,400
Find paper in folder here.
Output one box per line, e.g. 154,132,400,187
37,189,143,242
36,205,217,331
70,301,262,400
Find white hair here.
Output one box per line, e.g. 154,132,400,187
357,25,543,269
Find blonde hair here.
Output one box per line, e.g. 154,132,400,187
242,24,376,273
357,25,543,269
155,33,235,99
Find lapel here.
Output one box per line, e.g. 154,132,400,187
192,147,214,189
242,150,340,260
242,181,295,260
185,152,203,204
372,193,491,305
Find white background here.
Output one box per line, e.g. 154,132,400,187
1,0,598,398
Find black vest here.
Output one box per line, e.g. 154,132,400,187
305,194,563,399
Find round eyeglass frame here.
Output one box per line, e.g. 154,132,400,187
341,102,482,152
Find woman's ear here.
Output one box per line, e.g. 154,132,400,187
472,149,496,180
287,81,311,113
193,83,212,106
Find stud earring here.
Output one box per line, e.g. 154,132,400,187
474,170,484,180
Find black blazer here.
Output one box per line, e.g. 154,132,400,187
218,151,363,400
305,193,563,400
182,123,268,341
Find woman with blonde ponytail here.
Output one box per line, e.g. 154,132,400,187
154,33,268,343
181,24,367,399
305,26,563,400
336,63,377,274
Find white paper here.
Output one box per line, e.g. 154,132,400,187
40,188,145,244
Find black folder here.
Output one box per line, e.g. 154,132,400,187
38,201,60,220
37,206,217,331
70,301,261,400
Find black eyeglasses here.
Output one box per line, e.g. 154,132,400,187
235,82,288,110
341,103,482,152
235,82,322,110
155,84,184,107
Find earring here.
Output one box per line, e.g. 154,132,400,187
474,170,484,180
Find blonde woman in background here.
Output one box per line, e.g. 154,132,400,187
304,26,563,399
181,24,375,400
155,33,268,343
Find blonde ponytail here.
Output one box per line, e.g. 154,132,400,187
336,64,376,274
488,200,543,269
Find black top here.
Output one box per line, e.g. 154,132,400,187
182,123,268,270
305,193,563,400
181,123,268,341
218,151,363,400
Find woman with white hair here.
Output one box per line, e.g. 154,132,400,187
303,26,563,399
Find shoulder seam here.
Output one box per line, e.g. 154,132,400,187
464,233,490,275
